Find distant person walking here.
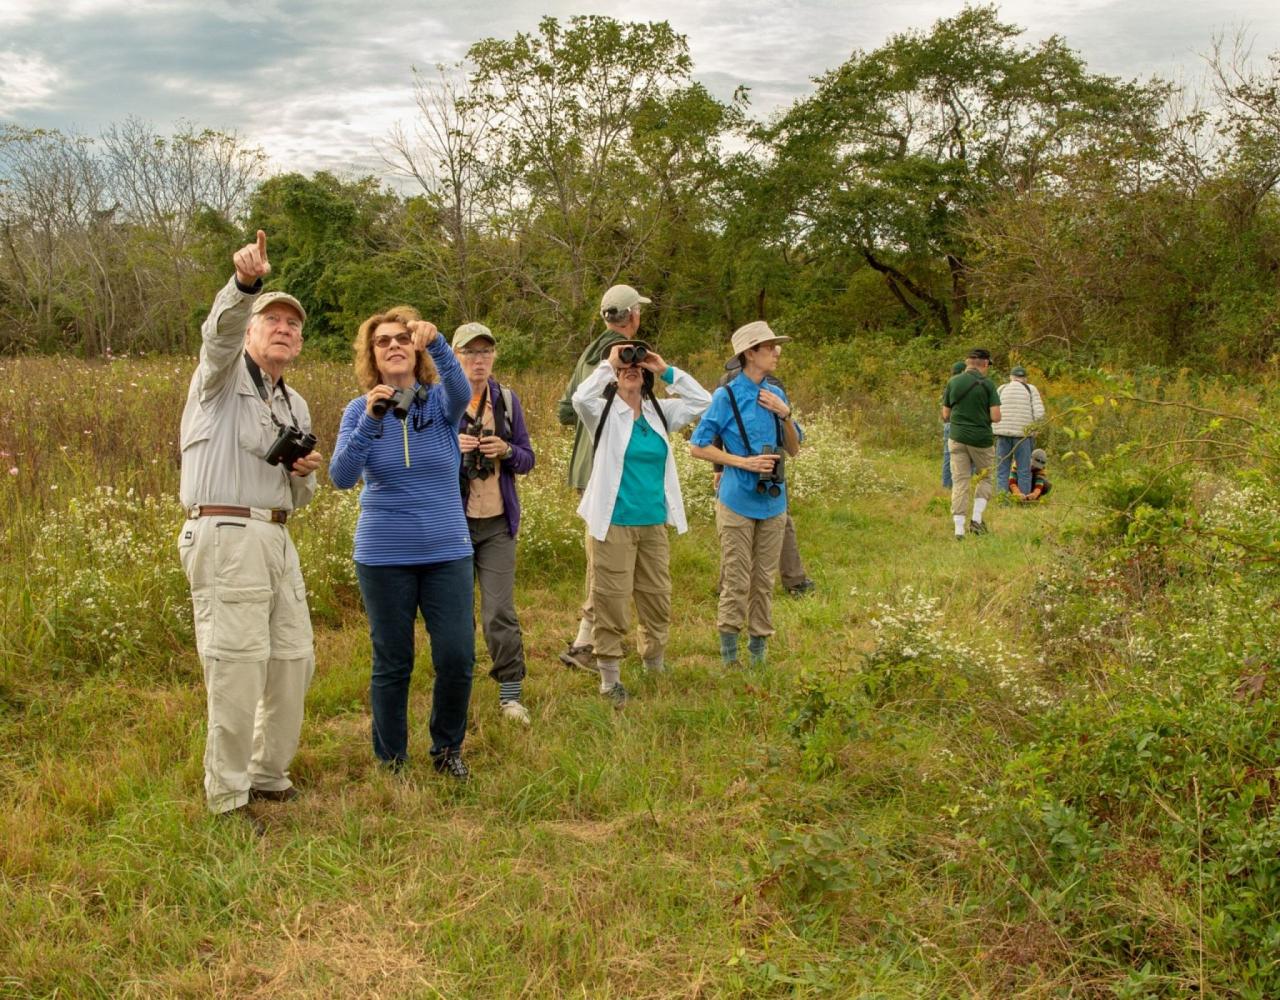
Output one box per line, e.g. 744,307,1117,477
942,348,1001,539
993,365,1046,496
556,284,649,674
941,360,965,489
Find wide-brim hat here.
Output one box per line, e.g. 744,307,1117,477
251,290,306,325
452,322,495,350
730,320,791,359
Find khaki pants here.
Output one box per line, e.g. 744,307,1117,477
948,441,995,517
588,524,671,661
716,502,786,637
579,520,595,634
178,516,315,814
778,514,807,589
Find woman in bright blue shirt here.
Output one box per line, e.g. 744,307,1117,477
329,306,474,779
690,322,801,667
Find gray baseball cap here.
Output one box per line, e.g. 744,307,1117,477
599,284,650,315
452,322,495,350
251,291,306,325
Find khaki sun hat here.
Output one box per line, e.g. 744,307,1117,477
730,320,791,358
452,322,496,350
599,284,651,315
251,290,306,325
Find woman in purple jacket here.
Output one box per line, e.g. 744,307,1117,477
452,323,537,724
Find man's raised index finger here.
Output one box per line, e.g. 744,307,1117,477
256,230,267,256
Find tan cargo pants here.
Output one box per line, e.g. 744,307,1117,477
178,515,315,814
588,524,671,661
715,502,786,637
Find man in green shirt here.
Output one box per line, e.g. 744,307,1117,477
941,348,1002,539
557,284,650,671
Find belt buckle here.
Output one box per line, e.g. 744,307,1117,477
271,509,288,525
187,505,202,520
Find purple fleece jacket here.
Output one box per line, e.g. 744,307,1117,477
457,376,535,537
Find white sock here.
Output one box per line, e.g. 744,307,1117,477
953,515,966,536
573,618,593,647
598,658,621,691
973,497,988,523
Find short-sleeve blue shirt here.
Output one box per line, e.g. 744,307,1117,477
691,372,793,520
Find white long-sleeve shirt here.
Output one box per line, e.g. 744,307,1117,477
992,379,1045,438
572,360,711,541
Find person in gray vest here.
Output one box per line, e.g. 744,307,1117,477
993,365,1046,497
556,284,648,672
178,230,321,828
941,347,1001,539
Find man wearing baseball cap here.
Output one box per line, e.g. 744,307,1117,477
177,230,322,829
941,348,1001,539
690,321,802,667
993,363,1046,498
556,283,652,672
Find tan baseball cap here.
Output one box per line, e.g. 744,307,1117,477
599,284,651,315
251,290,306,325
452,322,496,350
730,320,790,357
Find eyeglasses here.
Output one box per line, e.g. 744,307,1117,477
372,332,413,349
459,347,495,357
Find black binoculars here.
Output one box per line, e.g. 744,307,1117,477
463,421,496,481
265,426,317,469
371,386,415,420
617,344,647,366
755,444,785,498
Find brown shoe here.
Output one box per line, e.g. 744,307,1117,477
558,643,599,673
248,786,299,803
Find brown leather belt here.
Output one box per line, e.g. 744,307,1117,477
188,504,288,524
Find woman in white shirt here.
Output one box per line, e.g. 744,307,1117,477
571,340,711,705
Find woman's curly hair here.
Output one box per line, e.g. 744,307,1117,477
353,306,438,391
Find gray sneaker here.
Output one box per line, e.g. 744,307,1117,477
559,643,598,673
601,682,629,709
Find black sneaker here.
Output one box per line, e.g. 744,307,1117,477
968,520,989,536
432,749,470,781
785,578,816,597
248,786,299,803
220,803,265,836
558,643,598,673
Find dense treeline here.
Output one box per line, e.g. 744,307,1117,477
1,7,1277,366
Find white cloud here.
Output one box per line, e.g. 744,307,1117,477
0,50,62,113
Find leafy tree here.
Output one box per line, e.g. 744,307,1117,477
756,5,1164,338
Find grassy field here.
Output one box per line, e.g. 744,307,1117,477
1,355,1273,997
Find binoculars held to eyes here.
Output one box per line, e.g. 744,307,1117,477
371,387,414,420
755,444,785,498
265,426,317,469
617,344,647,366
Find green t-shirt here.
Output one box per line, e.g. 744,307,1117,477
943,370,1001,448
612,415,669,526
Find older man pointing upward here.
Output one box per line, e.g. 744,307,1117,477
177,230,322,827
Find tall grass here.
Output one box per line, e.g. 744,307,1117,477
3,353,1278,996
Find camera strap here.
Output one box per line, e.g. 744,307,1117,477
591,381,668,457
725,386,781,456
244,351,299,431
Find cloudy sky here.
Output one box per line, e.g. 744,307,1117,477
2,0,1278,179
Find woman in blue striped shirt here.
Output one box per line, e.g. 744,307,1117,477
329,307,475,779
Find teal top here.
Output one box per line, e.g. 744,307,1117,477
611,414,669,526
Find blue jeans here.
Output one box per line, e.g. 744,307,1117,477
942,423,952,488
356,557,475,764
996,435,1034,495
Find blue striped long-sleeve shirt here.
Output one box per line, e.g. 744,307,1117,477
329,336,473,567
